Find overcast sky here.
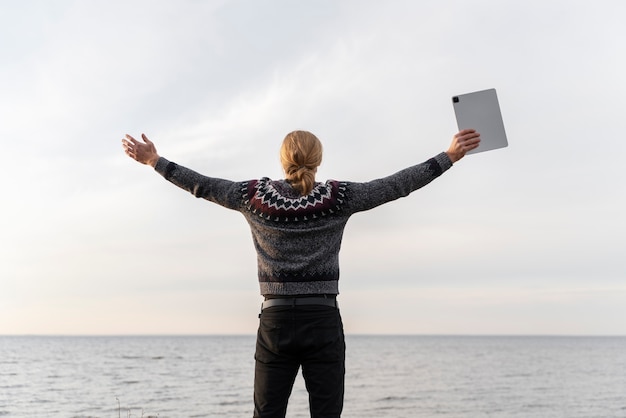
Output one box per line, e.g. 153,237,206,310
1,0,625,335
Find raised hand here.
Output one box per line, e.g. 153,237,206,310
446,129,481,163
122,133,160,167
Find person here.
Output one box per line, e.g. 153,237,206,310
122,129,480,418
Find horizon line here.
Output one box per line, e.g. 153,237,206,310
2,333,625,338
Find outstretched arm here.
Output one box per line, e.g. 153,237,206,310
122,133,160,167
122,133,243,209
343,129,482,213
446,129,481,163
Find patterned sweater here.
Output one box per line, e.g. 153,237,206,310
154,152,453,296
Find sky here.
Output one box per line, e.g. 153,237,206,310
1,0,625,336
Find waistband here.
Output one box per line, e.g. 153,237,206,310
261,296,338,310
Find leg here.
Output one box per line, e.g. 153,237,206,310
253,307,300,418
302,356,345,418
299,307,346,418
253,357,299,418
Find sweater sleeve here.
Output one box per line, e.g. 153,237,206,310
343,152,453,213
154,157,243,210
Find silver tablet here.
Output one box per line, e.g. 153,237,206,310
452,88,508,154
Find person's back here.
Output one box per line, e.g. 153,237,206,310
243,176,349,296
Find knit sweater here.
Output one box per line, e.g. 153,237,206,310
154,152,453,296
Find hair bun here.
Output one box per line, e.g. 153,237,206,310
280,131,323,195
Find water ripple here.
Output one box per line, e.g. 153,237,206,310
1,335,625,417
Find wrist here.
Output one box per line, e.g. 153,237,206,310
445,151,460,163
148,155,160,168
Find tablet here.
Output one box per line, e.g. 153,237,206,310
452,88,508,154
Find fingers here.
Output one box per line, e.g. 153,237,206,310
122,140,136,160
141,133,153,145
123,133,153,149
464,139,481,152
458,128,476,136
125,133,138,145
457,129,481,148
456,129,479,140
122,134,140,160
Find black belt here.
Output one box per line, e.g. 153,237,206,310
261,297,338,310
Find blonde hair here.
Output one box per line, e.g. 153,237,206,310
280,130,323,196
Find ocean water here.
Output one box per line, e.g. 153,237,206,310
1,335,625,417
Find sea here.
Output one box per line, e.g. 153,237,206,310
1,335,625,418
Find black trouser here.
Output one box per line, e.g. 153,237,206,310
253,304,345,418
